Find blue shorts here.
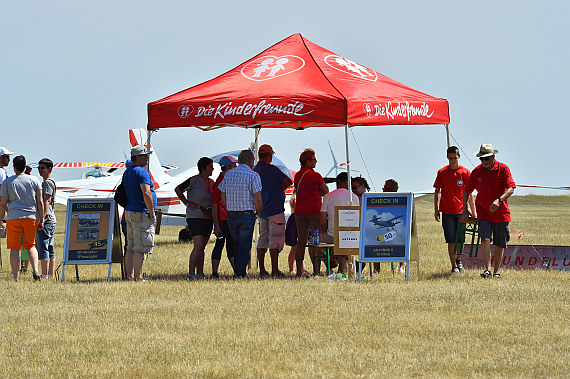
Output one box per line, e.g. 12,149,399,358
36,222,56,260
478,219,510,248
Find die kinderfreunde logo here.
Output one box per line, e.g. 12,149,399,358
241,55,305,81
324,55,378,82
177,105,194,118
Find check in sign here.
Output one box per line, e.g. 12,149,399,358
63,199,115,265
359,193,413,262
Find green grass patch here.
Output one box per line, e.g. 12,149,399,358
1,197,569,377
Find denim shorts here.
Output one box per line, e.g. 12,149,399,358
36,222,56,260
478,219,510,248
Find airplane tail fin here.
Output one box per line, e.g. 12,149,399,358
129,129,172,188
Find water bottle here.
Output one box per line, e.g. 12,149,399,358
313,227,319,245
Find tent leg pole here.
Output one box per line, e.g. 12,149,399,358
344,124,352,205
445,124,450,148
252,128,260,271
146,129,155,173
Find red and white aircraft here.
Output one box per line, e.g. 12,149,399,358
54,129,296,225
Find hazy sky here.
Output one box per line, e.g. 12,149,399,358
2,1,568,195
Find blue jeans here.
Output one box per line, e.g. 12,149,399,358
227,212,256,277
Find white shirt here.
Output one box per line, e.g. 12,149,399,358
320,188,359,236
0,167,6,185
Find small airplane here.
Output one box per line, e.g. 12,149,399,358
369,214,404,230
54,129,219,226
54,129,297,228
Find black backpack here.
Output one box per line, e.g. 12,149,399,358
114,179,128,208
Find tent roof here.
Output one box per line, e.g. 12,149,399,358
147,33,449,131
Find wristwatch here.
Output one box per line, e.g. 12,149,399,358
498,197,504,203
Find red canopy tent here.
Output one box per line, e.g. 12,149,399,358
148,33,449,130
147,33,450,200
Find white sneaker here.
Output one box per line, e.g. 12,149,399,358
398,267,405,274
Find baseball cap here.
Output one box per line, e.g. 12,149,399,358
130,145,148,156
219,155,237,167
258,144,275,154
0,147,14,156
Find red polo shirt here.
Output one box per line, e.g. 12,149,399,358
464,160,516,223
433,165,471,214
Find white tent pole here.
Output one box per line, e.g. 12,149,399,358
344,124,352,205
445,124,450,148
253,127,260,271
146,129,154,173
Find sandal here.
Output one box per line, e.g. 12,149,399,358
480,269,492,278
493,272,501,278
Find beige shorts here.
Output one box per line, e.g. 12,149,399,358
257,213,286,251
125,211,156,254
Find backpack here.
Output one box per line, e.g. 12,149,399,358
114,180,128,208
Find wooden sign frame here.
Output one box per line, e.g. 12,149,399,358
333,205,361,256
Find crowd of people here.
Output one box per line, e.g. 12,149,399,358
0,141,515,282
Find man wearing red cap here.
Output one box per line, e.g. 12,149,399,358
253,144,292,277
462,144,515,278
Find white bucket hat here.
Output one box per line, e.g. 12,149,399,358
475,144,498,158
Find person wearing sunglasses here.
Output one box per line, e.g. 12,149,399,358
0,147,14,191
293,149,329,277
36,158,57,279
462,144,515,279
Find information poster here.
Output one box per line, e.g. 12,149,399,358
63,199,115,264
334,206,360,255
358,193,413,262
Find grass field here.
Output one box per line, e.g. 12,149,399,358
1,195,569,377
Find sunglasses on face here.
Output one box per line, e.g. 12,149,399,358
479,156,492,161
352,184,362,190
38,166,48,170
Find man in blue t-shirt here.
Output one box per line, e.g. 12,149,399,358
253,144,293,278
122,145,156,281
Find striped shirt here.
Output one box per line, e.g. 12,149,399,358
218,164,262,211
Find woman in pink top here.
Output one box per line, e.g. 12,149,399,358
293,149,329,277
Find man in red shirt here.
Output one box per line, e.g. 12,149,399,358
462,144,515,278
434,146,476,274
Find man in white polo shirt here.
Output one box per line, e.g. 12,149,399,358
319,172,359,274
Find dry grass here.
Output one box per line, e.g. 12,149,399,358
1,196,569,378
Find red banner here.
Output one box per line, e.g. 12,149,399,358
462,245,570,271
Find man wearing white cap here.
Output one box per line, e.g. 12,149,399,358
0,147,14,190
123,145,156,281
462,144,515,278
